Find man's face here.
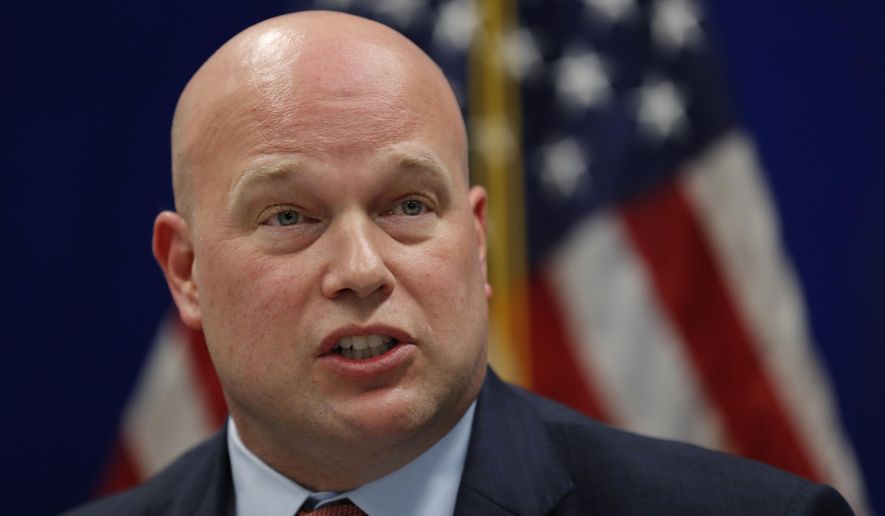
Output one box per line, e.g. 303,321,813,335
179,34,489,458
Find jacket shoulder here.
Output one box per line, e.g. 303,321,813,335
512,384,854,515
60,431,231,516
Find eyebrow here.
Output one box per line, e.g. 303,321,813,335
226,161,306,215
387,149,454,188
226,149,454,211
395,151,446,175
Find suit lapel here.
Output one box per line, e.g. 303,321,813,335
168,426,236,516
454,371,574,516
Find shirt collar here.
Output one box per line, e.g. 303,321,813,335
228,402,476,516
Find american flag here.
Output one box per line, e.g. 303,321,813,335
97,0,872,512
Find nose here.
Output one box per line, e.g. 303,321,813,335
321,215,395,300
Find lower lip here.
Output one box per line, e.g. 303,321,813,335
318,342,416,378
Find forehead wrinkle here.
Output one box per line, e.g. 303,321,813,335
197,83,418,159
256,102,415,156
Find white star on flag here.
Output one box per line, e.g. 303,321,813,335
583,0,638,25
502,28,544,81
432,0,479,52
652,0,704,53
372,0,428,27
554,49,612,111
636,77,688,142
540,137,589,198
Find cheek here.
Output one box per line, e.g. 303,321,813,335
410,236,489,390
200,245,265,310
399,229,487,330
197,244,313,363
202,243,302,304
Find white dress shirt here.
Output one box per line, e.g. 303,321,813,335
228,402,476,516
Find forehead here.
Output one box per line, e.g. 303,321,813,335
179,33,465,198
253,34,424,140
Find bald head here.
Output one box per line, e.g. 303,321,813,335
170,11,467,222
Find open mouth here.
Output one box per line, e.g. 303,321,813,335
332,335,398,360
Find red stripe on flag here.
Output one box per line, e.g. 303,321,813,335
529,274,613,423
179,320,228,427
619,179,820,481
94,437,141,496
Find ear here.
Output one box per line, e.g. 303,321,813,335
152,211,202,329
468,186,492,299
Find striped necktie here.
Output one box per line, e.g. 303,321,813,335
296,498,367,515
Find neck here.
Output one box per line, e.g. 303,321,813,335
230,406,467,491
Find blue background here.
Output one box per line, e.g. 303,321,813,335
3,1,882,514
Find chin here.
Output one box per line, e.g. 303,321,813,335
334,387,452,443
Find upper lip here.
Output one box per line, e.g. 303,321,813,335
319,324,415,356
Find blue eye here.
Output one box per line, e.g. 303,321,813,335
275,210,301,226
401,200,424,216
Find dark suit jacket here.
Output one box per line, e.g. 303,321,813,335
63,371,854,515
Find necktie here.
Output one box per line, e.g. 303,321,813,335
296,499,367,516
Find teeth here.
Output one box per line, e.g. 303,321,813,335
352,336,368,350
367,335,384,350
334,334,397,360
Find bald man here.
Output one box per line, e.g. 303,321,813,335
64,11,853,516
